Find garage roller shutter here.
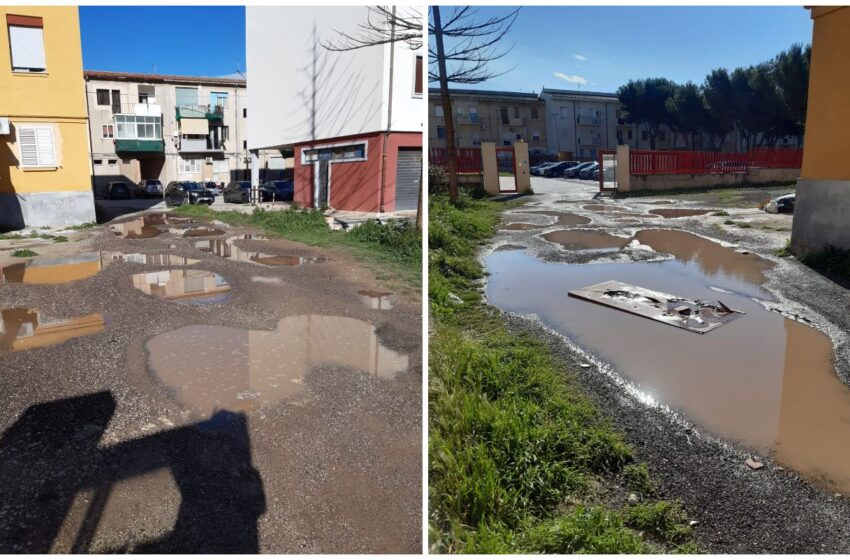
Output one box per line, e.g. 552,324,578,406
394,148,421,212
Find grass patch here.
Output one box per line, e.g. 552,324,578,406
11,249,37,257
773,239,793,258
711,210,730,217
0,231,66,242
801,246,850,284
429,191,698,553
66,221,97,230
173,205,421,289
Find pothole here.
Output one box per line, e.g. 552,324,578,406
131,269,231,304
0,308,105,353
526,211,592,226
649,208,712,218
542,229,631,250
145,315,409,414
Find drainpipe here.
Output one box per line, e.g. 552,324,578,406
378,7,397,215
83,79,97,196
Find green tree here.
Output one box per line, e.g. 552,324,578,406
773,43,810,137
617,78,676,150
702,68,736,151
666,82,708,150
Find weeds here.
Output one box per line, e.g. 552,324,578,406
774,239,792,258
711,210,730,217
11,249,37,257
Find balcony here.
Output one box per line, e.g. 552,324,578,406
178,137,225,154
455,113,481,125
578,136,602,146
509,117,523,127
577,115,601,125
175,104,225,121
114,139,164,155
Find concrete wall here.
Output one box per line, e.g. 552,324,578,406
791,179,850,255
625,167,800,192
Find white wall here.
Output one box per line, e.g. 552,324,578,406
381,5,424,133
247,6,389,150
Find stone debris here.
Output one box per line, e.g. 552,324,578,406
745,458,764,470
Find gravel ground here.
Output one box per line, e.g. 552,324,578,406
0,211,422,553
485,177,850,553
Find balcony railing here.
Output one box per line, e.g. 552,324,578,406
175,104,225,121
577,115,601,125
114,139,164,154
178,137,225,153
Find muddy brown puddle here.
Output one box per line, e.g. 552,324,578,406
486,231,850,494
649,208,712,218
543,230,631,250
107,213,204,239
195,236,329,267
359,290,394,310
0,252,200,284
145,315,409,414
131,269,231,304
0,308,105,352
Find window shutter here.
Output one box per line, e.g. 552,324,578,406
17,127,55,167
9,25,46,71
18,128,38,166
36,128,55,166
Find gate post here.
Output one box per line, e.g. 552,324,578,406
481,142,499,196
514,142,532,194
615,144,630,192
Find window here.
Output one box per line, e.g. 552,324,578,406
436,126,445,139
514,107,520,118
302,142,367,164
7,15,45,72
456,106,464,115
101,124,114,139
659,130,666,141
243,140,247,149
503,140,512,146
641,130,648,141
175,87,199,107
138,85,155,104
500,107,509,125
413,55,423,96
93,159,103,165
111,90,121,114
179,158,202,174
114,115,162,140
469,107,479,124
434,105,444,117
96,89,111,106
17,126,55,167
531,108,539,120
243,108,247,118
210,91,228,108
107,159,117,165
515,133,522,140
213,160,230,174
532,130,541,141
627,130,633,140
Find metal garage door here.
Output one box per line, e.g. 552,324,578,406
394,148,421,212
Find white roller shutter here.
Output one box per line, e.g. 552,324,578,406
18,126,55,167
9,26,46,72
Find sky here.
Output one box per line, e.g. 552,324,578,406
432,6,813,94
79,6,246,77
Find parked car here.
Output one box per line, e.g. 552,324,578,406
135,179,163,198
223,181,273,203
164,181,214,207
564,161,595,178
262,180,294,201
542,161,580,178
764,193,795,214
103,181,132,200
578,162,600,179
202,181,221,196
531,162,559,176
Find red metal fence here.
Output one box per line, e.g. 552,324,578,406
429,147,483,173
629,147,803,175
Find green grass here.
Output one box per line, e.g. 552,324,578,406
173,205,421,290
0,231,67,242
711,210,730,217
11,249,38,257
429,191,698,554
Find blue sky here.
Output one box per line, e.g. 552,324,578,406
432,6,813,94
79,6,246,77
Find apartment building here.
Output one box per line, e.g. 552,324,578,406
84,71,283,195
0,6,95,230
428,88,548,153
246,6,423,213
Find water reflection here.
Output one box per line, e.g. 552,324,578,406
0,308,105,353
131,270,231,304
195,236,328,267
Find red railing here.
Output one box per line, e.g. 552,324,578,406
630,147,803,175
429,147,483,174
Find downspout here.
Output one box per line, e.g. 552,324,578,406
379,6,396,214
83,78,97,196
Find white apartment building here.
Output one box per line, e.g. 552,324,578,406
84,71,284,195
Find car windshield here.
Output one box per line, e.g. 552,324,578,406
239,182,251,189
113,183,128,188
148,181,161,186
273,181,290,187
182,183,203,191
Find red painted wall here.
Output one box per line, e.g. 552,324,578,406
293,131,422,212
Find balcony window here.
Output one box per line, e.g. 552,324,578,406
176,86,199,107
210,91,229,108
7,15,45,73
531,108,539,120
435,105,444,117
436,126,445,139
138,85,155,104
101,124,113,139
96,89,111,106
500,107,509,125
115,115,162,141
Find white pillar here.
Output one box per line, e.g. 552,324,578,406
250,150,260,204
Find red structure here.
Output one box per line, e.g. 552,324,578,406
629,148,803,175
428,147,483,173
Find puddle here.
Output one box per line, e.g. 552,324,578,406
527,211,592,226
131,269,231,304
542,229,631,250
0,252,201,285
178,226,225,238
195,236,328,267
252,276,283,285
583,204,626,213
107,213,210,239
0,308,105,352
649,208,712,218
501,223,542,231
145,315,409,414
486,237,850,494
359,289,394,310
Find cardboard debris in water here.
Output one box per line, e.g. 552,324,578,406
568,280,745,334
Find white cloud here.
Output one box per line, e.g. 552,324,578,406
554,72,588,86
573,54,587,61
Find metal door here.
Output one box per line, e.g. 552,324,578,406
394,148,421,211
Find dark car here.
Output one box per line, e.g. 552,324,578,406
135,179,163,198
223,181,273,203
202,181,221,196
542,161,580,178
564,161,595,178
578,162,600,179
164,181,214,207
262,180,294,201
103,181,132,200
531,162,558,176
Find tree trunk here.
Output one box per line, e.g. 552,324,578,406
432,7,459,203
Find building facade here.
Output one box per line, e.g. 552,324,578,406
246,6,423,213
428,88,548,153
0,6,95,230
84,71,284,196
791,6,850,255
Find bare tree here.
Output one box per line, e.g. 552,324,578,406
322,6,424,230
429,6,519,202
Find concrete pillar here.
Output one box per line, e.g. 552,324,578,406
250,150,260,204
615,144,631,192
481,142,499,196
514,142,531,194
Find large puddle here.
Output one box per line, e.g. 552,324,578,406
649,208,712,219
145,315,409,414
107,213,201,239
543,230,631,250
131,270,231,304
526,211,592,226
486,231,850,494
0,252,201,284
0,308,105,352
195,236,329,267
